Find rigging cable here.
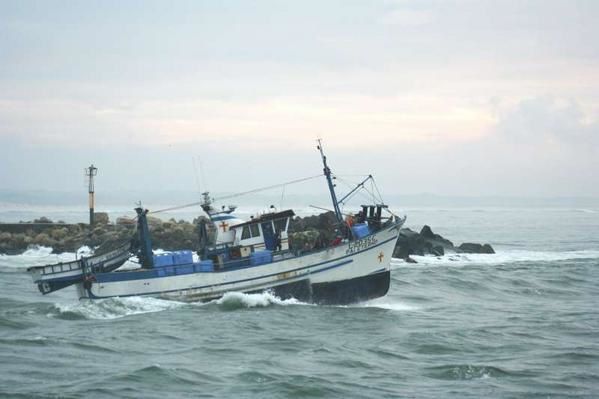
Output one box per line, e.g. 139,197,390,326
335,175,400,217
372,176,385,204
191,156,202,194
149,174,322,214
336,175,378,205
279,184,286,211
335,176,364,205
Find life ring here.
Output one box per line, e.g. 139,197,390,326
83,279,92,290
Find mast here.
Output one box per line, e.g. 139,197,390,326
317,139,343,224
135,207,154,268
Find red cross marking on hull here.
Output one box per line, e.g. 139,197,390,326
219,221,229,232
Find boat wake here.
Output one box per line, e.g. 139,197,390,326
212,291,307,310
43,290,416,320
46,291,308,320
355,298,419,312
49,297,186,320
391,249,599,268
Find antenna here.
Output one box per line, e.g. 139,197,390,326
198,156,209,193
85,164,98,225
192,156,202,193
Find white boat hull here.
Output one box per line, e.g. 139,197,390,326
78,222,401,304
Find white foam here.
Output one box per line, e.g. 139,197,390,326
51,296,186,320
391,249,599,268
22,245,92,258
214,291,306,308
21,245,54,257
76,246,93,257
576,208,598,214
0,246,78,270
357,299,419,311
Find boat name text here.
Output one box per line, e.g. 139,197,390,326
346,236,378,255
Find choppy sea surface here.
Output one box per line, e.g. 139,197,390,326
1,206,598,398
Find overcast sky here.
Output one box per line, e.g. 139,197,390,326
1,0,598,202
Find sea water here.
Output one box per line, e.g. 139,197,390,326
1,206,598,398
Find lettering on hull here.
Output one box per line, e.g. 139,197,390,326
345,236,378,255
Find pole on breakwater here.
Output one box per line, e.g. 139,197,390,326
85,164,98,225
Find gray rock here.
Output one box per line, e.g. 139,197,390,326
393,226,455,259
458,242,495,254
93,212,110,224
431,245,445,256
420,225,455,249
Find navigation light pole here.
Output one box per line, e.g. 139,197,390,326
85,164,98,225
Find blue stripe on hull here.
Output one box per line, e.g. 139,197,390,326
85,269,391,305
94,233,398,285
84,259,354,300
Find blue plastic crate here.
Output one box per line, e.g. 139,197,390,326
226,259,251,269
175,264,194,275
194,260,214,272
250,250,273,266
153,253,174,267
172,250,193,265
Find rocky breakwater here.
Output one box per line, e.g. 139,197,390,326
288,211,339,251
0,216,134,254
0,214,200,255
288,212,494,263
393,225,495,263
1,211,494,262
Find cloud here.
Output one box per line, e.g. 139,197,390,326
0,93,494,150
380,9,433,27
493,97,599,150
1,2,599,197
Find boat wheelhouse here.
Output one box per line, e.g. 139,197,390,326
231,209,293,251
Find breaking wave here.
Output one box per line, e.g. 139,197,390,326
47,292,307,319
0,245,93,271
49,297,186,320
425,364,513,380
214,291,306,310
21,245,54,257
20,245,91,258
355,298,419,312
575,208,598,214
391,249,599,268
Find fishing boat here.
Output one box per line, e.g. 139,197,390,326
27,142,405,304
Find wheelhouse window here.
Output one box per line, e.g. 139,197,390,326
241,226,251,240
250,223,260,237
274,217,288,234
